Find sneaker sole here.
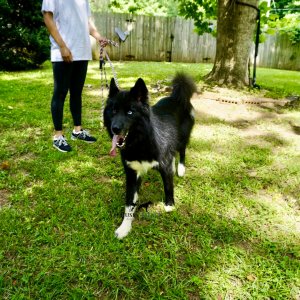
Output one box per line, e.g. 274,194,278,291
71,136,96,143
53,144,71,153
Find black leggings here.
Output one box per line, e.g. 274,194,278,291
51,61,88,131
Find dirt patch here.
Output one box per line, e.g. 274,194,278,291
0,189,10,209
192,88,289,122
200,87,289,105
191,87,300,150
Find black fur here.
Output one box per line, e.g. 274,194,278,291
104,73,196,228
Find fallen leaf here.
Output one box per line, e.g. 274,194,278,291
0,161,10,170
247,274,257,282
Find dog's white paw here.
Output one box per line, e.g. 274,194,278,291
164,205,175,212
115,222,132,239
177,163,185,177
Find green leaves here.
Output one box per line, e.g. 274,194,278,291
0,0,49,70
109,0,179,16
259,0,300,44
177,0,217,35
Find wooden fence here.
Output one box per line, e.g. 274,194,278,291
256,33,300,71
91,12,300,71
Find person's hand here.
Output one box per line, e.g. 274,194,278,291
98,37,108,47
60,45,73,63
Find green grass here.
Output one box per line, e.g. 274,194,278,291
255,68,300,98
0,61,300,299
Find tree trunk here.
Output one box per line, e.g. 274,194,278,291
206,0,259,87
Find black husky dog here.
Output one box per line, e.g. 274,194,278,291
104,73,197,239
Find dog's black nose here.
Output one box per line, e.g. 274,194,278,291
112,125,121,135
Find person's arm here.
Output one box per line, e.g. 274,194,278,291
43,11,73,62
89,19,108,47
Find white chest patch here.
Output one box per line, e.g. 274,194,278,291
126,160,159,176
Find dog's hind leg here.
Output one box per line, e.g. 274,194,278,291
115,168,141,239
172,157,176,174
178,117,194,177
159,166,175,212
177,148,186,177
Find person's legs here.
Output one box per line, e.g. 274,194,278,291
51,62,72,152
51,62,71,137
69,61,97,143
69,60,88,130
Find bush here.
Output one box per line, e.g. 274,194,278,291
0,0,50,71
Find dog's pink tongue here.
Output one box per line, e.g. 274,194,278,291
109,135,118,157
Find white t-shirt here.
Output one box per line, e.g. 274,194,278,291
42,0,92,62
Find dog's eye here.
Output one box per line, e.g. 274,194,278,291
127,110,133,115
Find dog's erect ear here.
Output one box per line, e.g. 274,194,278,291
130,78,148,103
109,78,119,97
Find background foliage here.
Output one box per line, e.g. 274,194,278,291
176,0,300,43
0,0,49,71
265,0,300,44
176,0,216,35
108,0,178,16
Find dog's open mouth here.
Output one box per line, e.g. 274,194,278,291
110,133,128,157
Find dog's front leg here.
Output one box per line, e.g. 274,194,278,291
115,168,140,239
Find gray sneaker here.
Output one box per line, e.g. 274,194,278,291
71,129,97,143
53,136,72,152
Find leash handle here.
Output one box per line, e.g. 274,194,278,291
99,39,118,70
107,39,119,47
99,39,119,128
100,39,119,49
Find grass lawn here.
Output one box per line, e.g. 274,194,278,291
0,61,300,299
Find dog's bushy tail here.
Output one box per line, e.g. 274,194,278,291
171,72,197,110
